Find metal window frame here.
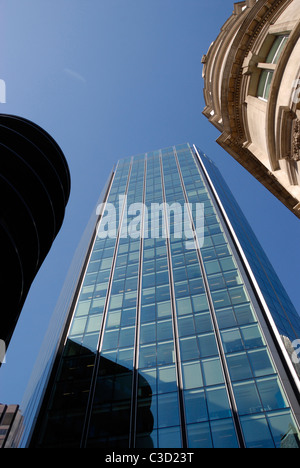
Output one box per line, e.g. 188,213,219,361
159,151,188,448
80,158,134,447
173,146,246,449
192,144,300,431
129,155,147,448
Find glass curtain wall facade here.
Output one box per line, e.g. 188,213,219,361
198,148,300,357
28,144,300,449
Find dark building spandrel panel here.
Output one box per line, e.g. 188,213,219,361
26,144,300,449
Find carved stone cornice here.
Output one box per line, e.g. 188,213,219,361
203,0,300,216
223,0,293,142
216,130,300,217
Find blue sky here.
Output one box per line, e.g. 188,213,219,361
0,0,299,405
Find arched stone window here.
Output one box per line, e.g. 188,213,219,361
257,35,289,100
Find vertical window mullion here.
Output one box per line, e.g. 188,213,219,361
130,156,147,448
81,159,134,448
174,146,246,449
159,152,188,449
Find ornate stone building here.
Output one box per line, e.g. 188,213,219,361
202,0,300,218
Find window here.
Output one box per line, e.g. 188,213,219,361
159,426,182,448
197,333,219,358
202,358,224,386
206,386,232,420
211,419,239,449
257,35,289,100
187,422,213,448
233,380,263,415
182,361,203,389
184,389,208,423
240,414,275,448
157,393,180,428
256,376,288,411
227,352,253,381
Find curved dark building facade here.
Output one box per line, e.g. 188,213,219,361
0,114,70,348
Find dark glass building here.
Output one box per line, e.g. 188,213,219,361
0,114,70,349
20,143,300,448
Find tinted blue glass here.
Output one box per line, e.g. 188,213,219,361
26,145,300,449
206,386,232,420
211,419,239,448
200,149,300,344
187,423,213,448
240,414,275,448
184,389,208,423
233,381,263,415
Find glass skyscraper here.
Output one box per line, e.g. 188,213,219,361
21,143,300,449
